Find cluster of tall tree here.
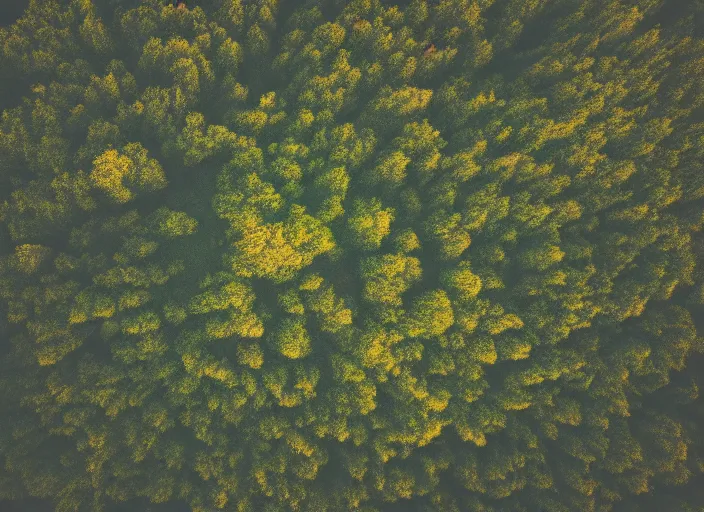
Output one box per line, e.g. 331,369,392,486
0,0,703,511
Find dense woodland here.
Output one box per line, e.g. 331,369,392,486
1,0,704,511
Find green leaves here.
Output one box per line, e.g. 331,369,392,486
89,148,135,203
149,208,198,238
272,317,311,359
311,23,346,55
441,263,482,301
405,290,454,338
346,197,395,251
230,205,335,282
11,244,50,274
361,253,422,306
89,143,166,203
370,86,433,117
1,1,704,511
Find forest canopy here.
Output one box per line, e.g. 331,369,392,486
1,0,704,511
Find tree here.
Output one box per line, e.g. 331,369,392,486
424,210,471,260
11,244,50,274
89,148,134,203
368,150,411,187
273,318,312,359
238,342,264,369
216,38,243,74
149,208,198,238
247,24,270,56
441,263,482,301
230,205,335,283
405,290,455,338
360,253,422,306
365,86,433,130
393,229,421,253
346,197,395,251
1,1,704,511
90,144,167,203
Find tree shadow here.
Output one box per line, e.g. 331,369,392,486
0,0,28,28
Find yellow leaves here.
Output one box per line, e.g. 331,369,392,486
92,297,116,319
122,311,160,335
216,37,243,72
362,253,422,306
553,398,582,426
270,156,302,181
345,451,368,481
520,244,565,271
572,56,596,74
237,342,264,369
293,368,319,397
333,307,352,327
88,431,107,450
467,336,497,365
182,351,238,388
235,224,304,277
203,362,237,388
609,203,650,222
90,145,166,203
372,150,411,186
373,86,433,116
139,36,213,84
406,290,455,338
497,337,532,361
235,110,268,135
417,418,444,447
374,439,397,464
135,332,168,359
442,265,482,301
333,355,366,383
499,396,532,411
81,12,112,53
2,4,701,508
487,313,524,335
312,22,346,55
259,91,277,110
232,208,335,282
347,197,395,251
12,244,50,274
357,327,402,371
205,311,264,339
279,289,305,315
246,23,270,55
468,90,495,113
394,229,421,253
457,426,487,447
213,490,229,509
274,318,311,359
69,290,115,324
144,406,170,432
426,390,451,413
259,415,288,441
292,108,314,130
601,6,643,42
286,431,315,457
227,81,249,103
189,277,263,339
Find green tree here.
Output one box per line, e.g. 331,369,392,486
346,197,395,251
149,208,198,238
1,2,704,511
273,318,312,359
361,253,422,306
405,290,455,338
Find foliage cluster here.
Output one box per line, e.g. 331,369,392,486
1,1,704,511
